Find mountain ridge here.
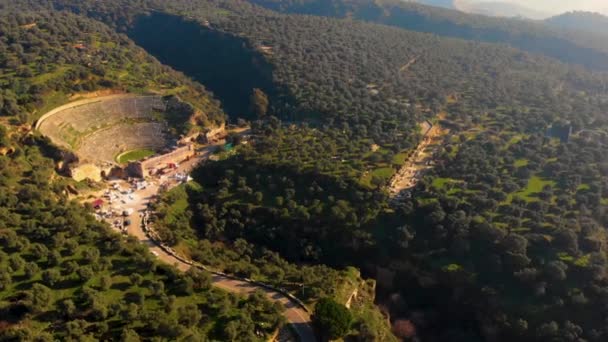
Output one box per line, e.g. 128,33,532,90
545,11,608,36
453,0,551,19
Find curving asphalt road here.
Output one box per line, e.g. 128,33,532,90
118,153,316,342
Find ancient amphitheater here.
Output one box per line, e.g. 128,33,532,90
37,94,173,181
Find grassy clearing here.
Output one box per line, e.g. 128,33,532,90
503,134,526,149
372,167,395,181
520,176,555,197
514,158,529,167
31,65,71,85
577,184,591,191
392,152,408,165
432,177,460,189
506,175,556,203
358,172,373,189
116,149,156,163
166,197,189,225
447,144,460,158
462,126,483,141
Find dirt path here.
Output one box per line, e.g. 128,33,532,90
399,57,418,73
107,145,316,342
389,119,447,199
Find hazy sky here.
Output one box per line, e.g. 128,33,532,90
473,0,608,15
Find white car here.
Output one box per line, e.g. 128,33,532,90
151,251,159,257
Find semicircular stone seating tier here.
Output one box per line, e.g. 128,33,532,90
76,122,168,164
38,95,169,163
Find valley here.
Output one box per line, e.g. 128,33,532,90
2,1,608,341
127,12,278,120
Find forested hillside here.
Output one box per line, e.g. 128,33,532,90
134,2,608,340
545,11,608,36
13,0,608,69
0,125,284,341
453,0,550,19
0,10,224,132
246,0,608,70
0,10,286,341
4,0,608,341
96,1,608,151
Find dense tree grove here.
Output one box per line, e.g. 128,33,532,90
119,2,608,147
376,118,608,340
190,138,385,263
12,0,608,142
133,2,608,340
0,8,288,341
150,180,397,341
153,115,608,340
246,0,608,70
4,0,608,341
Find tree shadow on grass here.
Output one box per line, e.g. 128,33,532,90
123,290,144,304
35,309,60,323
110,281,132,292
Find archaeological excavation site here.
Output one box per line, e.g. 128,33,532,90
36,94,223,181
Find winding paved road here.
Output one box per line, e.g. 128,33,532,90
116,150,316,342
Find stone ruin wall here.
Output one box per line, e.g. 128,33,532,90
178,123,226,145
38,94,225,181
200,123,226,144
128,144,196,178
69,163,115,182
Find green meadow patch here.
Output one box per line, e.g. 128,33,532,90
392,152,409,165
116,149,156,163
514,158,529,167
372,167,395,181
577,184,591,191
506,175,555,203
432,177,461,190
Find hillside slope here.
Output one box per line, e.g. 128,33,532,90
545,11,608,35
0,10,288,341
411,0,455,9
4,1,608,341
113,3,608,341
0,9,224,132
129,4,608,341
454,0,551,19
12,0,608,69
246,0,608,70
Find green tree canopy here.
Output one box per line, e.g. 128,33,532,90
313,297,352,340
250,88,269,119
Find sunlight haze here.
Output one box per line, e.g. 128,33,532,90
471,0,608,15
